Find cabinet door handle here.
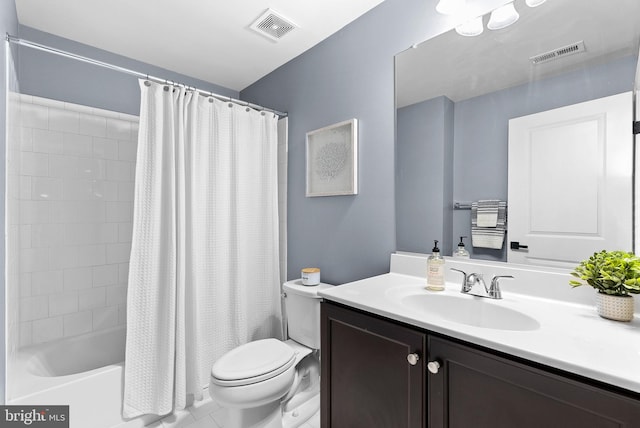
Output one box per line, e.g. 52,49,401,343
427,360,441,374
407,353,420,366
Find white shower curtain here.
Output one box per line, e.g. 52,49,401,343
123,80,282,418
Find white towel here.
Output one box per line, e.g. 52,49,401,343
471,227,505,249
476,200,500,227
471,200,507,249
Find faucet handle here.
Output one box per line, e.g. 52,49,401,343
450,268,467,277
489,275,514,299
468,273,487,293
450,268,468,292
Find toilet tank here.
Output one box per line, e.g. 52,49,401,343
283,280,333,349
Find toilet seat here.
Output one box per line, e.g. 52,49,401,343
211,338,296,387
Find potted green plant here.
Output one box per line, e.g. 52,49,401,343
570,250,640,321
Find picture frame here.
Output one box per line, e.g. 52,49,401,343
305,118,358,197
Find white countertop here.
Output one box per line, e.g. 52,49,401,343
319,264,640,395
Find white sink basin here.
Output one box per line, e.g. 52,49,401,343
389,288,540,331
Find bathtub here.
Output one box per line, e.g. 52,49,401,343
8,326,159,428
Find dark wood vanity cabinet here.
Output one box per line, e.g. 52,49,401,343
321,301,640,428
321,301,426,428
428,336,640,428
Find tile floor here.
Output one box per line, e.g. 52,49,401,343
149,396,320,428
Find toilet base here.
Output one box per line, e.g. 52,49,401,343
223,383,320,428
282,390,319,428
226,401,282,428
282,351,320,428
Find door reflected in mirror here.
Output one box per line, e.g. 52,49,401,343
395,0,640,267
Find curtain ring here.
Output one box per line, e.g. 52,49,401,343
209,98,214,103
228,103,233,108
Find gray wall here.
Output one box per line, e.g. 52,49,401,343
241,0,457,285
18,26,238,115
397,96,454,255
1,0,19,404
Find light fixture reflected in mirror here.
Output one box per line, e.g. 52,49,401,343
455,16,484,37
435,0,466,15
487,2,520,30
525,0,547,7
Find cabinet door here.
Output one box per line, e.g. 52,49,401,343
321,302,426,428
428,336,640,428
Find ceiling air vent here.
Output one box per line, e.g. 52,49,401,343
529,41,586,65
250,9,297,42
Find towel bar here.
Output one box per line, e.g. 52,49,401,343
454,201,473,210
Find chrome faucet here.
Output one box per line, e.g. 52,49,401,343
450,268,513,299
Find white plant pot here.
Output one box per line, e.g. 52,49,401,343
596,293,635,322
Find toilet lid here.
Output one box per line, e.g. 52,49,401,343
211,338,295,384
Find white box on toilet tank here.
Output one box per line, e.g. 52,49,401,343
283,279,333,349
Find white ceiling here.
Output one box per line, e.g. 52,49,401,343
15,0,385,91
396,0,640,107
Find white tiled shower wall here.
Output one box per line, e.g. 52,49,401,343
10,94,138,348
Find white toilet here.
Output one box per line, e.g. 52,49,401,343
209,279,332,428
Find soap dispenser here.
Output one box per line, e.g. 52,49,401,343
453,236,470,259
427,240,445,291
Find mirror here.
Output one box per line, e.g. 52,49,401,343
395,0,640,265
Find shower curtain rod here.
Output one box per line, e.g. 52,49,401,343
5,34,288,117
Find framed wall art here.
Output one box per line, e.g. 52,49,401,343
306,118,358,197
